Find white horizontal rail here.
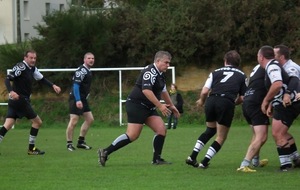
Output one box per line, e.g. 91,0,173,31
3,66,175,126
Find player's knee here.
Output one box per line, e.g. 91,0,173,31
216,135,227,144
69,117,79,125
256,133,268,144
199,127,216,143
204,127,216,138
38,120,42,127
272,130,281,139
86,117,94,125
3,119,15,130
33,119,42,128
261,136,268,144
152,124,167,136
158,128,167,136
255,137,267,146
128,133,140,141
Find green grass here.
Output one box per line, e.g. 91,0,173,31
0,125,299,190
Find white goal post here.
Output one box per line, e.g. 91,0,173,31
3,67,176,126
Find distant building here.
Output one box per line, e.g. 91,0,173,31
0,0,71,45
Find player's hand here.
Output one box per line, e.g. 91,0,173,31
282,93,291,107
168,105,180,118
9,91,19,100
53,85,61,94
296,93,300,101
266,104,273,117
76,101,83,109
158,104,172,117
261,99,269,114
196,99,204,107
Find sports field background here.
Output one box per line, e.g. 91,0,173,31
0,124,299,190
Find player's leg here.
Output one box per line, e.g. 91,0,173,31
0,118,16,143
248,125,268,166
98,101,144,166
27,115,44,155
66,114,79,151
238,125,268,172
98,123,142,166
186,123,216,167
199,124,229,168
284,103,300,167
272,104,300,171
146,115,171,164
77,111,94,150
0,105,18,144
105,123,142,153
287,134,300,167
186,97,218,167
199,98,234,168
272,118,292,171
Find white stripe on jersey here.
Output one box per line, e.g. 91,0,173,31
204,73,213,89
266,63,282,83
33,67,44,80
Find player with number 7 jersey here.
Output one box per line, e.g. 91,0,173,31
185,50,247,169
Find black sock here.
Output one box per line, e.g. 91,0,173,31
29,127,39,150
0,126,8,137
105,134,131,155
78,136,85,144
30,127,39,136
0,126,8,143
153,135,165,161
201,141,221,166
290,143,297,152
190,127,216,160
277,146,292,168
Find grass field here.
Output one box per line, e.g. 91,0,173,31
0,124,299,190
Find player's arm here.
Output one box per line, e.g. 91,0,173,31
283,76,299,107
261,81,282,114
39,78,61,94
286,76,299,94
262,64,283,113
34,68,61,94
235,76,247,105
5,75,13,93
5,69,19,100
197,73,212,107
73,82,83,109
263,81,282,102
197,87,210,107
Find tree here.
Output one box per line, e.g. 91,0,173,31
228,0,300,61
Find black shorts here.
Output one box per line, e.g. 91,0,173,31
6,97,37,119
125,100,159,124
242,101,270,126
272,101,300,128
69,98,91,115
205,96,235,127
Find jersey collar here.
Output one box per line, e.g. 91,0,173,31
266,59,277,68
23,61,31,69
153,63,162,75
83,63,91,70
